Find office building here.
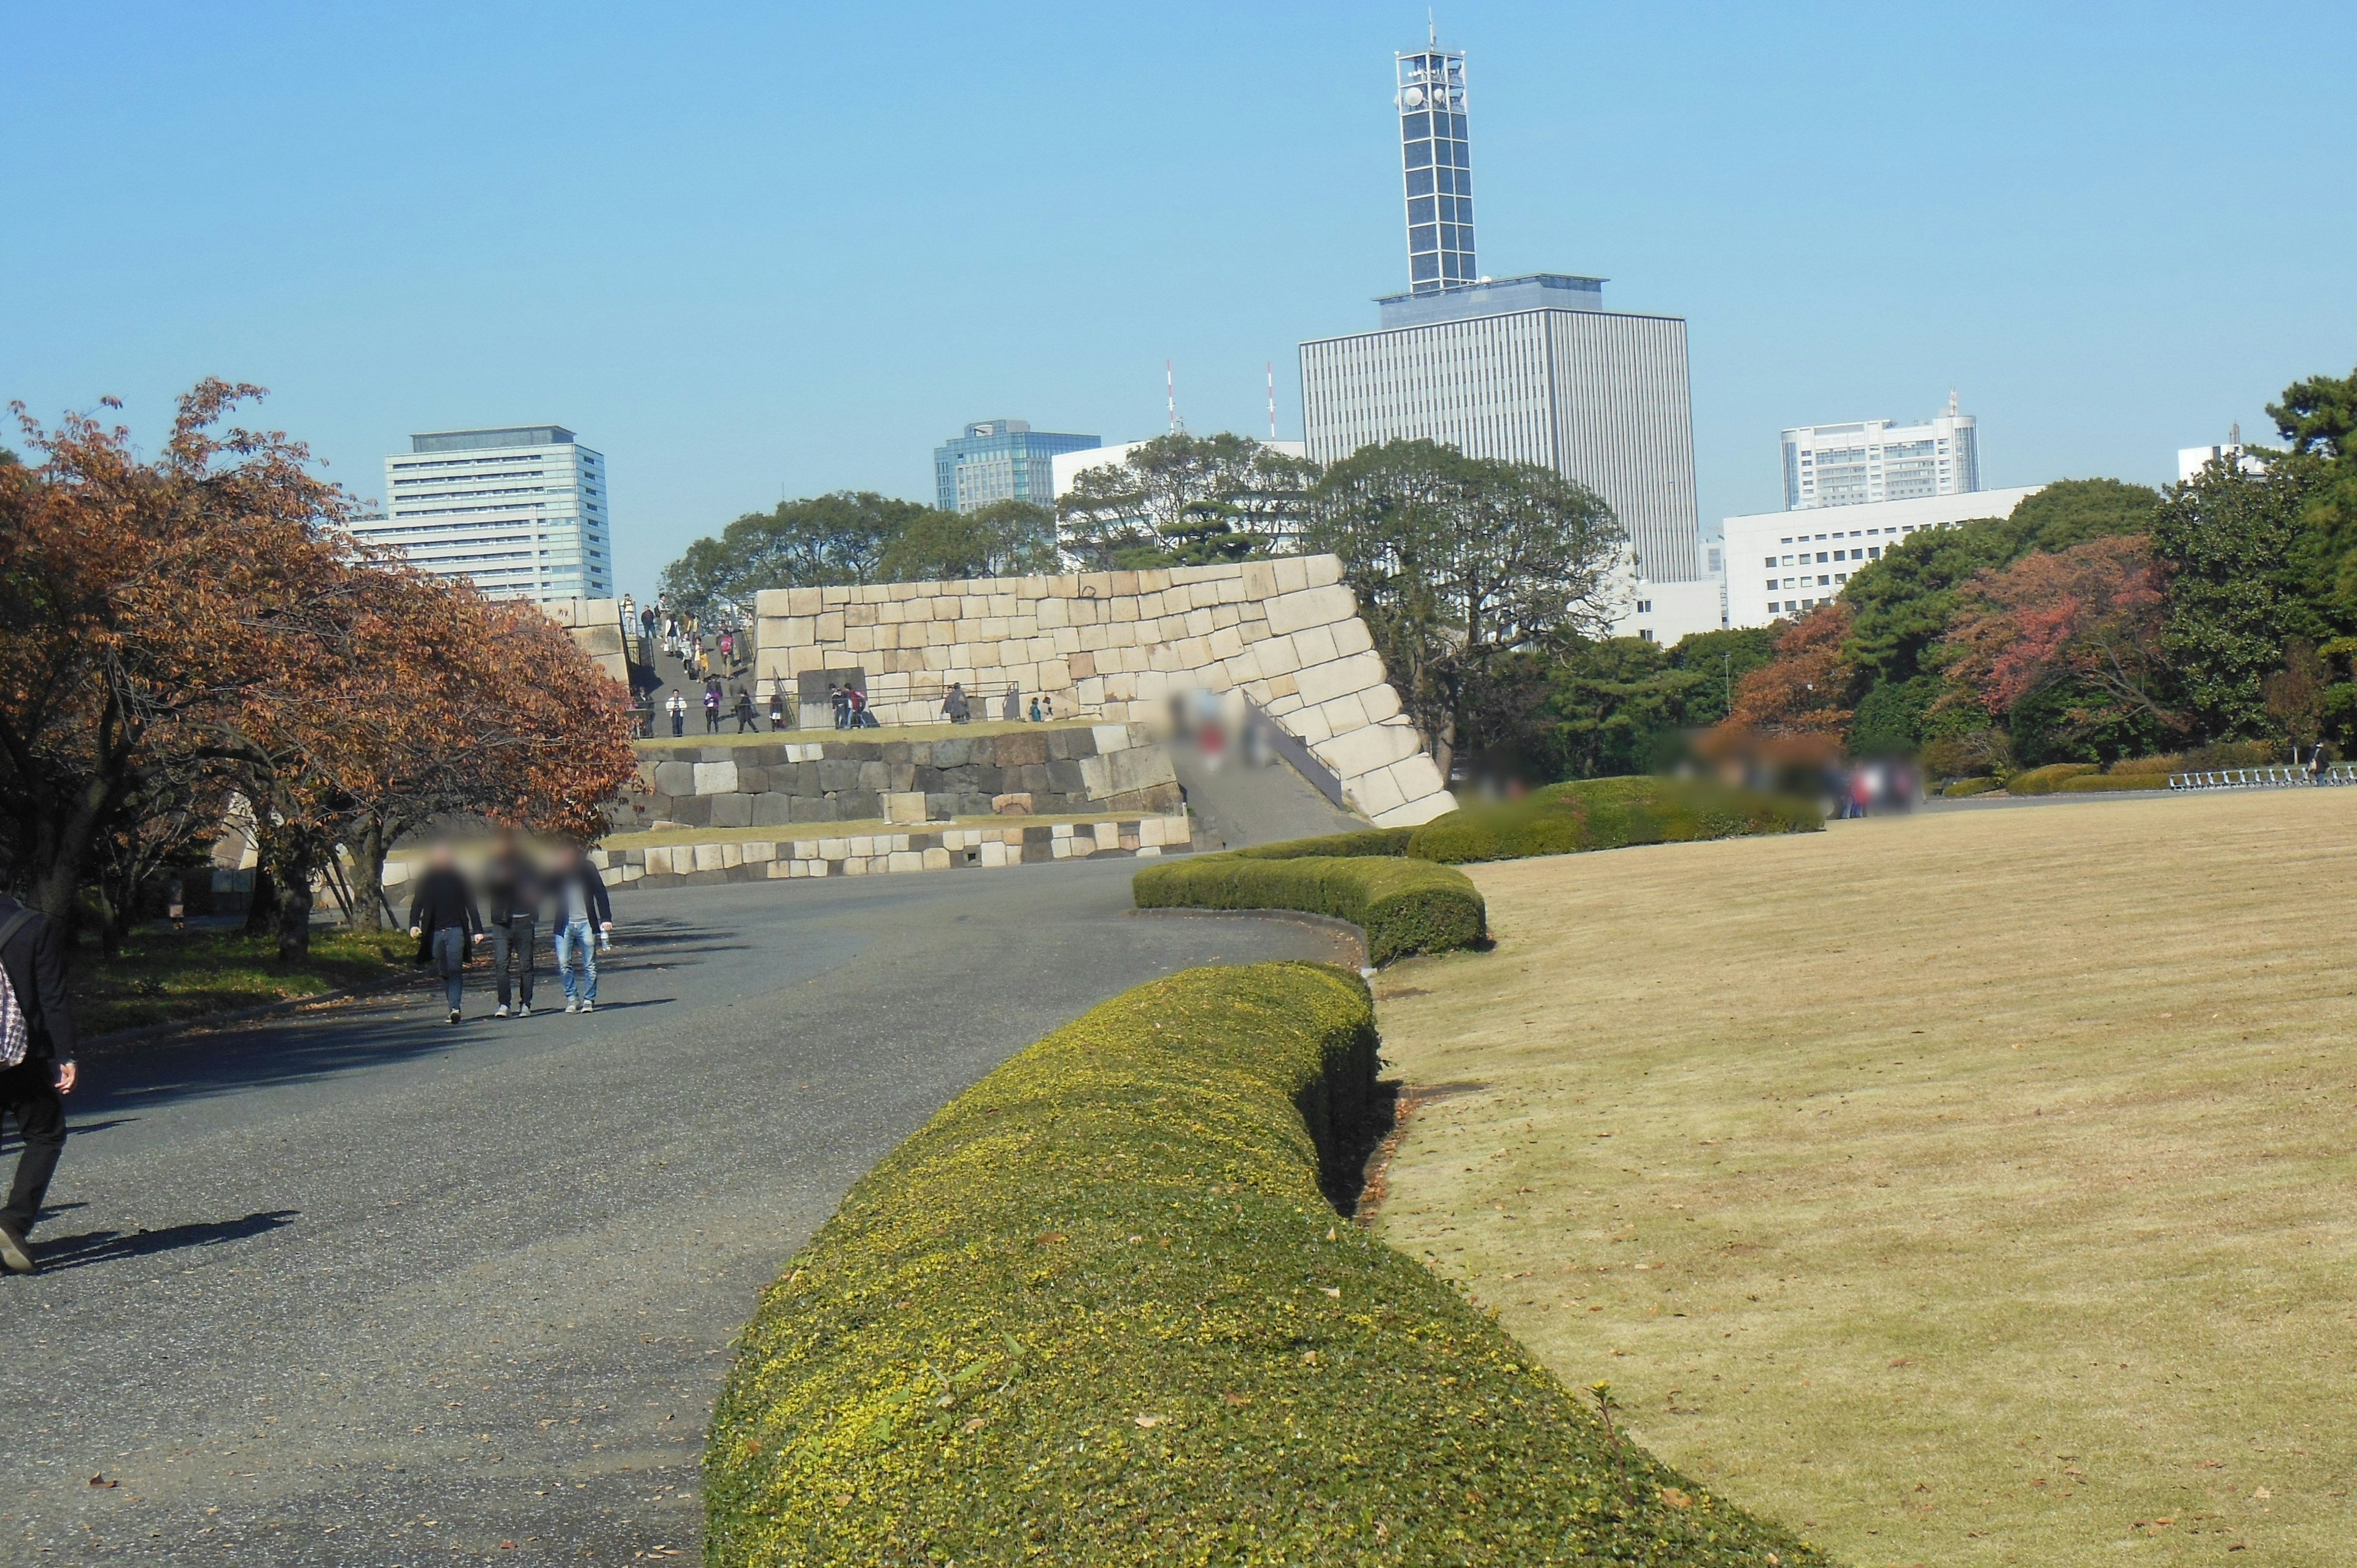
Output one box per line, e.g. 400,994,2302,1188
1300,274,1718,643
1782,398,1980,510
357,427,611,603
933,419,1099,514
1722,487,2043,628
1396,34,1476,293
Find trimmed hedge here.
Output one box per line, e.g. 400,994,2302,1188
2002,762,2102,795
2057,771,2172,793
1406,776,1820,865
1941,776,2003,798
1133,853,1485,965
705,964,1827,1567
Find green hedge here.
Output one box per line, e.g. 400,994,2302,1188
2002,762,2102,795
1133,854,1484,965
1406,776,1820,865
1222,827,1418,860
1941,776,2003,798
2057,772,2173,793
705,964,1825,1567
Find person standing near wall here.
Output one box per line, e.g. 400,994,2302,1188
703,679,723,733
667,689,687,738
0,860,79,1275
484,832,541,1019
547,845,614,1015
407,844,484,1025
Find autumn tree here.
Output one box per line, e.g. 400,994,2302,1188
1720,602,1859,743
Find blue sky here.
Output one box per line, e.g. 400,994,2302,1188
6,2,2353,594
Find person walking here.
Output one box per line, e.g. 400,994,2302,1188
830,683,850,730
941,682,972,724
165,873,187,930
0,875,79,1275
483,832,541,1019
547,845,614,1014
406,844,484,1025
666,689,688,737
732,687,759,732
703,679,723,733
1028,695,1042,722
848,685,877,728
767,687,787,730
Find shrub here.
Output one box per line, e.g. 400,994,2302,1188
1223,827,1415,860
1134,854,1483,964
2003,762,2102,795
2182,739,2288,770
1406,775,1821,865
1942,776,2003,798
704,964,1826,1567
2058,772,2172,792
2105,754,2180,776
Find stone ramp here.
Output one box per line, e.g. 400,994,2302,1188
1172,744,1366,850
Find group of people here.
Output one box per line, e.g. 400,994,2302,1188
665,681,786,736
402,834,614,1025
829,682,879,729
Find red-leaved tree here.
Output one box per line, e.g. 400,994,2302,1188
1937,534,2177,736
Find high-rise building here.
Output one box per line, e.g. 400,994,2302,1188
1396,35,1476,294
355,427,612,603
932,419,1101,514
1781,398,1980,510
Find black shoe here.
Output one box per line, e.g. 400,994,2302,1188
448,1009,462,1025
0,1222,36,1275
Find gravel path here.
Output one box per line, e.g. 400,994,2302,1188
0,859,1349,1564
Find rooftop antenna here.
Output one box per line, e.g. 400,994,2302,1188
1166,360,1183,434
1948,388,1959,418
1266,362,1277,441
2231,420,2242,446
1428,9,1436,46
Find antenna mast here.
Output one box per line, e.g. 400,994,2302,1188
1266,362,1277,441
1166,360,1182,434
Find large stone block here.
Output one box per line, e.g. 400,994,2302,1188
1296,649,1388,708
1264,583,1357,637
789,796,838,823
709,793,753,829
753,792,799,826
995,730,1048,767
816,759,862,792
1079,744,1177,801
652,760,695,797
882,791,929,824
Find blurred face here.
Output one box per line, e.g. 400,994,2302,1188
428,845,455,871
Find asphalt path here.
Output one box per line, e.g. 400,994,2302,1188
0,860,1352,1564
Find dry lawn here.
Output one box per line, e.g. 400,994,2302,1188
1372,789,2357,1567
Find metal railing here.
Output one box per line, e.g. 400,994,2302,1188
2170,763,2357,790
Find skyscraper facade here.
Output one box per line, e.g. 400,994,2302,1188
357,426,611,603
932,419,1101,514
1396,39,1475,294
1781,401,1980,510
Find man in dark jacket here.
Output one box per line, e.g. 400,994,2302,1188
0,886,78,1274
546,845,614,1015
482,832,541,1019
406,845,483,1025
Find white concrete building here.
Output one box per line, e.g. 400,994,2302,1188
357,426,612,603
1298,274,1722,646
1723,486,2042,630
2177,442,2262,483
1782,399,1980,511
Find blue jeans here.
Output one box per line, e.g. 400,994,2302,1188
432,927,466,1011
555,919,597,1005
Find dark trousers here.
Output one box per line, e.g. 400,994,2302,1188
0,1060,66,1235
493,916,536,1008
670,709,684,737
432,926,467,1011
704,707,720,732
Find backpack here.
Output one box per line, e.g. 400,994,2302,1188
0,907,38,1070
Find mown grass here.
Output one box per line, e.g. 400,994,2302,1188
71,926,414,1038
1371,788,2357,1566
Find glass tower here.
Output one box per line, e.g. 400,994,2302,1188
1396,38,1474,293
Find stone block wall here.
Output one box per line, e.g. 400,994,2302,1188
751,556,1456,827
544,598,632,686
613,722,1180,833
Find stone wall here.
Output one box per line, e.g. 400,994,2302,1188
614,722,1180,833
544,598,632,686
751,556,1456,827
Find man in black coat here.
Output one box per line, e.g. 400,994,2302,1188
0,884,79,1275
406,845,484,1025
482,832,541,1019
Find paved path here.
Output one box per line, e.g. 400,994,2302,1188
0,861,1351,1564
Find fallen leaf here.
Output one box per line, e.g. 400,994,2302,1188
1134,1414,1163,1428
1221,1393,1250,1407
88,1475,117,1489
1659,1486,1692,1510
1322,1286,1342,1298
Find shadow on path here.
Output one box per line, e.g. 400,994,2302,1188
21,1210,300,1274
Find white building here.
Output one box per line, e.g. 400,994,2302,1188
2177,441,2262,483
356,426,612,603
1722,487,2042,630
1299,274,1722,645
1782,398,1980,511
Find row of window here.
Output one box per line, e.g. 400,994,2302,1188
1400,111,1469,141
1408,222,1475,255
1406,194,1473,226
1764,544,1879,568
1775,522,1935,545
1403,138,1470,171
1404,166,1471,198
1768,573,1848,590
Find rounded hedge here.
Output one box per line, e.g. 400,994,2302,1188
2057,772,2172,793
2003,762,2102,795
704,964,1827,1567
1406,776,1819,865
1133,854,1485,964
1941,776,2003,798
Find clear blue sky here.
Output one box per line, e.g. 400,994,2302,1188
7,2,2352,595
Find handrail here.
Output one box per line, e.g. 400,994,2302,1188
1239,693,1350,809
2169,763,2357,790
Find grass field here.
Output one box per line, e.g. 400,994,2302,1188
71,927,414,1037
1370,789,2357,1567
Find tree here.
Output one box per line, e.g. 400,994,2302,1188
2264,639,2328,757
1721,603,1857,742
660,492,932,617
2150,458,2313,738
1305,439,1623,780
0,383,357,925
878,500,1060,582
1935,533,2177,760
1058,433,1317,570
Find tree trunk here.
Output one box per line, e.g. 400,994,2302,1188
242,866,279,939
341,820,385,933
274,840,315,962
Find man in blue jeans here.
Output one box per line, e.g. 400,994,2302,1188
547,844,614,1014
406,844,484,1025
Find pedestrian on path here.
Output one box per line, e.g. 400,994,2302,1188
0,873,79,1276
767,687,787,730
484,832,541,1019
667,689,687,738
547,845,614,1014
830,683,850,730
941,682,972,724
703,680,723,733
732,687,759,732
407,844,484,1025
